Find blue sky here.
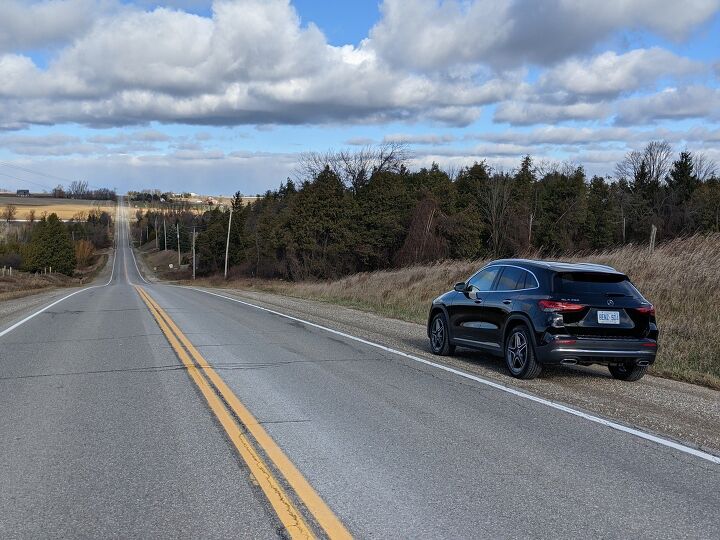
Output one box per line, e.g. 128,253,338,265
0,0,719,195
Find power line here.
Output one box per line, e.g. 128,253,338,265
0,170,54,191
0,161,74,185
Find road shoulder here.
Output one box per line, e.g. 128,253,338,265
185,284,720,456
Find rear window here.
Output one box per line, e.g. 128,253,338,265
554,272,639,296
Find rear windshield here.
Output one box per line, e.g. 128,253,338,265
554,272,639,296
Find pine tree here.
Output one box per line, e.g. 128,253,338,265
23,213,76,275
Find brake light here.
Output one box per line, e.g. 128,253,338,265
538,300,585,312
636,305,655,316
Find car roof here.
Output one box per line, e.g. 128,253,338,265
488,258,622,275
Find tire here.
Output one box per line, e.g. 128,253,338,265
429,312,455,356
505,325,542,379
608,362,648,382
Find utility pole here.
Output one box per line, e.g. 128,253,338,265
192,226,196,280
163,217,167,251
154,217,159,250
176,223,181,268
224,208,233,280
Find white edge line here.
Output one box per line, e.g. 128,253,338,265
0,221,118,340
181,285,720,466
128,236,150,284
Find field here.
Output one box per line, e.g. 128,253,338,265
0,196,116,220
196,234,720,389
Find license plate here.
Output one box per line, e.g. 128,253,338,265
597,310,620,324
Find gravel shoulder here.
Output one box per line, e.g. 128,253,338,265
185,284,720,456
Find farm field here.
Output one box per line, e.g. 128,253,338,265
0,195,116,220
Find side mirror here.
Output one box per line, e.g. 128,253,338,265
454,282,467,292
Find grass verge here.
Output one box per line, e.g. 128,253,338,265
179,235,719,389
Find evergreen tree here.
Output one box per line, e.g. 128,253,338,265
23,214,76,275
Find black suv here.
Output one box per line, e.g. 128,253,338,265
427,260,658,381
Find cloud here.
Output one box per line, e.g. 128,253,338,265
494,101,610,125
615,86,720,124
0,0,517,129
382,133,457,145
539,48,703,99
0,0,116,53
369,0,720,71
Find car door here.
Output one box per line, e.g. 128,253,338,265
448,265,501,347
481,265,528,348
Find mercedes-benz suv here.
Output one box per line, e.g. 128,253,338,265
427,259,658,381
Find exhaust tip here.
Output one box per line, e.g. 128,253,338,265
560,358,578,366
637,360,650,367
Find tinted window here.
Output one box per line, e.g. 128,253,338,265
554,272,639,296
495,266,525,291
467,266,501,292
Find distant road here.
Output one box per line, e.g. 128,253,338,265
0,200,718,538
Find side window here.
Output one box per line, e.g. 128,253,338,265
467,266,501,292
495,266,525,291
524,271,539,289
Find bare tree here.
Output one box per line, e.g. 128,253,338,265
692,152,718,182
296,142,408,191
616,140,673,184
479,173,512,256
2,204,17,222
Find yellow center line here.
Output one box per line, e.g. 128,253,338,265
134,286,317,540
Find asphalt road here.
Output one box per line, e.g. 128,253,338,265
0,207,718,539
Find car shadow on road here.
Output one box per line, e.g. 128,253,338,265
401,335,613,382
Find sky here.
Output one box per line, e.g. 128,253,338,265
0,0,719,195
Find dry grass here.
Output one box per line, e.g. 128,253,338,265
0,252,109,300
196,234,720,388
0,196,115,220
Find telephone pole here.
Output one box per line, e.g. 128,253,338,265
224,208,233,280
163,217,167,251
192,226,196,280
176,223,181,268
154,217,159,250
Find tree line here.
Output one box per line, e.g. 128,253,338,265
132,141,720,281
0,209,113,275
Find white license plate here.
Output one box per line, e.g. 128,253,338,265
597,310,620,324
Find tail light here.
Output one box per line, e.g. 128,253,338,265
636,305,655,316
538,300,585,313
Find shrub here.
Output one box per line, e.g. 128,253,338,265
75,240,94,267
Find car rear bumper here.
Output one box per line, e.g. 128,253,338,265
537,334,658,366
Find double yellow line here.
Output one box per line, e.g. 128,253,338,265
135,286,351,540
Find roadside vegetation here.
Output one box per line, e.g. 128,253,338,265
133,142,719,388
193,234,720,389
0,198,114,296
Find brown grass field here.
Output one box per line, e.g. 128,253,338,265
0,196,115,220
196,234,720,389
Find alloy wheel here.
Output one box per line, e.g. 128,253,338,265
507,331,528,373
431,316,445,352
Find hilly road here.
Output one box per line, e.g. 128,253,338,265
0,204,718,539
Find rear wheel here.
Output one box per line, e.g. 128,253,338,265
608,362,647,381
505,325,542,379
429,313,455,356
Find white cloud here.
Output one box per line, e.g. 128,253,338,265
494,101,610,125
539,48,703,98
369,0,720,70
0,0,517,129
615,86,720,124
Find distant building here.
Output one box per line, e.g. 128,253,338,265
16,189,30,197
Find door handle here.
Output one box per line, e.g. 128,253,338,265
503,299,512,305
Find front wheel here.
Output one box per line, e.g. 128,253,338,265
429,313,455,356
608,362,647,381
505,325,542,379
